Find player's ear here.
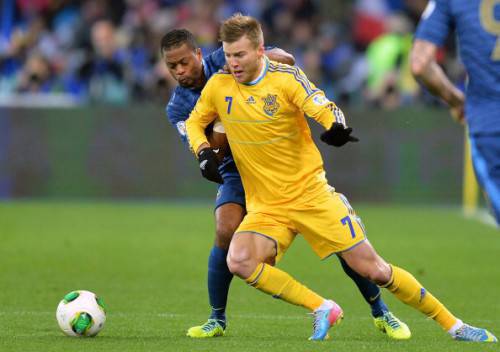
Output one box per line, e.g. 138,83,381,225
195,47,202,60
257,43,265,56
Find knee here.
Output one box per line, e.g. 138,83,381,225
363,263,392,285
226,246,255,279
215,222,237,250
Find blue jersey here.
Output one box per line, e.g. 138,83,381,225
165,47,238,177
415,0,500,135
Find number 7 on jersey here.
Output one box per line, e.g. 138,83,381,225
225,96,233,114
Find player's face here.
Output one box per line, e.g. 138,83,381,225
163,43,203,88
223,35,264,84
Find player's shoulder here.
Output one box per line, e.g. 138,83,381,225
166,86,184,110
268,60,297,72
206,71,233,87
268,60,306,79
166,86,190,120
268,61,311,86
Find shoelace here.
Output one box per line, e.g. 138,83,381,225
384,313,401,330
201,320,219,332
309,311,327,334
457,326,484,340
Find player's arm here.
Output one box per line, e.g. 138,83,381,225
286,66,358,147
265,48,295,66
410,40,464,122
411,0,464,122
166,96,191,146
185,82,223,183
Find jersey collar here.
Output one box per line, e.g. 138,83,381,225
243,56,269,86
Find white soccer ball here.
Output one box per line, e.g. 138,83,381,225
56,290,106,337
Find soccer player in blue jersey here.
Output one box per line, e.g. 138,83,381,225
411,0,500,225
161,28,410,339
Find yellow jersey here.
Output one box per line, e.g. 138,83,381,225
186,58,347,212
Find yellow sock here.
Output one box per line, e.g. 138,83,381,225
246,263,324,311
382,265,457,331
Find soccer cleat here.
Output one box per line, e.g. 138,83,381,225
309,301,343,341
452,324,497,342
373,311,411,340
186,319,225,338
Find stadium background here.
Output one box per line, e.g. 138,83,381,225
2,2,498,352
1,0,467,203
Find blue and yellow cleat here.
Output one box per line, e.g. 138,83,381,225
373,311,411,340
309,301,343,341
453,324,497,342
186,319,225,338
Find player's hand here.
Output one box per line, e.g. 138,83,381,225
448,89,465,124
320,122,359,147
449,102,465,124
197,148,223,184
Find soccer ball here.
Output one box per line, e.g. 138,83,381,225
56,290,106,337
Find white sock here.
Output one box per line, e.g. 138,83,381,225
447,319,464,335
315,299,334,312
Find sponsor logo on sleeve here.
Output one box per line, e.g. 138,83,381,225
313,94,329,106
176,121,187,136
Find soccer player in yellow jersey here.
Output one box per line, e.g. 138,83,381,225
186,14,497,342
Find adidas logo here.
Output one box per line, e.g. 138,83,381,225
246,96,256,104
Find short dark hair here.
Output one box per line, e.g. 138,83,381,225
160,29,198,55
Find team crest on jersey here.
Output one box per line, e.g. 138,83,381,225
262,94,280,117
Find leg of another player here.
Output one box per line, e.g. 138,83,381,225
186,203,244,338
340,241,497,342
337,256,388,317
337,256,410,340
469,135,500,226
210,203,245,322
227,233,343,340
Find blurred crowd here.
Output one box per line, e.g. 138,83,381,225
0,0,465,107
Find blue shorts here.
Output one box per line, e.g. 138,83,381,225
214,157,245,209
215,175,246,210
470,134,500,224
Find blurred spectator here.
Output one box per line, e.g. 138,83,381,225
16,53,55,93
364,14,418,108
0,0,464,109
76,19,129,104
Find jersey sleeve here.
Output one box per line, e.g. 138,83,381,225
166,92,190,145
285,66,346,129
186,80,219,154
414,0,453,46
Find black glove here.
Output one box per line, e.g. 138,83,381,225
197,148,223,184
320,122,359,147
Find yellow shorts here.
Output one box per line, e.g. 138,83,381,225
235,190,366,261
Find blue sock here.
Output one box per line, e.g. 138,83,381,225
207,246,233,326
338,256,388,318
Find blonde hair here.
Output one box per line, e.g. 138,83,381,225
219,13,263,48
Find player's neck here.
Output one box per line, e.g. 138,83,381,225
245,57,267,85
193,67,207,90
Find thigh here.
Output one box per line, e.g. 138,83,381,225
214,202,246,249
292,191,367,259
236,212,296,263
229,230,277,266
339,240,391,284
470,135,500,221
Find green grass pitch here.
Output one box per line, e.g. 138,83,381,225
0,201,499,352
